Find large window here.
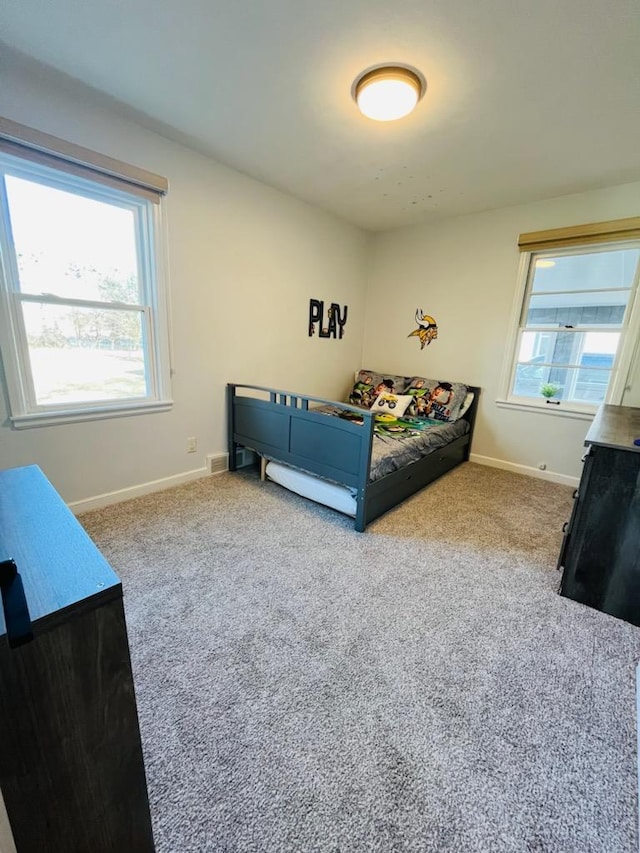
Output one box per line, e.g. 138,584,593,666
0,118,172,427
503,219,640,413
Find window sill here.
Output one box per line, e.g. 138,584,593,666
495,398,597,421
10,399,174,429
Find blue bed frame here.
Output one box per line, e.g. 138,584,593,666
227,383,480,532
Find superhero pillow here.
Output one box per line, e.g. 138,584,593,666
405,377,469,422
347,370,410,408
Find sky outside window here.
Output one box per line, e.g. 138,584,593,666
5,174,139,302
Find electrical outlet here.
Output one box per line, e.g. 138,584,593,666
187,437,197,453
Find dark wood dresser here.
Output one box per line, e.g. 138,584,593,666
0,464,155,852
558,404,640,627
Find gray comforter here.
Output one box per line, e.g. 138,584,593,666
369,418,468,480
318,405,469,482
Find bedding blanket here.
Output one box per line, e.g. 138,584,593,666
319,405,469,482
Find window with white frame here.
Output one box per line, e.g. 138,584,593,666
503,219,640,412
0,118,172,428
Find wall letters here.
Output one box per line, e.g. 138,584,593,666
309,299,348,339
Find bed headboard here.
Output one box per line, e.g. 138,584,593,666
463,385,481,434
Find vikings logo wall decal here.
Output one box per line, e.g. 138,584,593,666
408,309,438,350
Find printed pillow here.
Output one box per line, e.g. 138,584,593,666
371,393,413,417
348,371,377,407
429,381,469,422
405,377,469,422
405,377,437,418
348,370,410,407
405,377,437,397
457,391,475,418
405,377,437,416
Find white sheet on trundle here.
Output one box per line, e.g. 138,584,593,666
265,460,357,517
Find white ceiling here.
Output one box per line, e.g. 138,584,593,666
1,0,639,232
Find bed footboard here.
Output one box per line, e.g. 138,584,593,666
227,384,375,530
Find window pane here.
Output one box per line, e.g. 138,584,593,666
515,330,617,403
525,249,639,330
574,364,611,403
5,175,140,303
22,302,147,406
531,249,640,294
518,330,619,367
513,365,610,405
525,292,627,327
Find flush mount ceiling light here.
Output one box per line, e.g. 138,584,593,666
353,65,425,122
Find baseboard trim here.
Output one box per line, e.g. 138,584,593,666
68,453,576,514
469,454,580,488
68,466,212,514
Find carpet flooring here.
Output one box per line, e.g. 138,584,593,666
79,462,640,852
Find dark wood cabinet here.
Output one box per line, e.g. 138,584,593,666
558,404,640,627
0,465,155,853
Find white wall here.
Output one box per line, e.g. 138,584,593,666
0,55,369,505
365,182,640,482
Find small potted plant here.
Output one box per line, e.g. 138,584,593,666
540,382,559,402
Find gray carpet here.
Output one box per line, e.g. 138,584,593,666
79,462,640,852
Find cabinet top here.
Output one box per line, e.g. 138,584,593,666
585,404,640,453
0,465,120,640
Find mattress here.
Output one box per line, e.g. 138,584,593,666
317,404,469,481
368,416,468,479
265,460,357,517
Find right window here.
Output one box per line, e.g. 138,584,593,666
506,219,640,411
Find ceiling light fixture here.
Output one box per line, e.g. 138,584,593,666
353,65,425,122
